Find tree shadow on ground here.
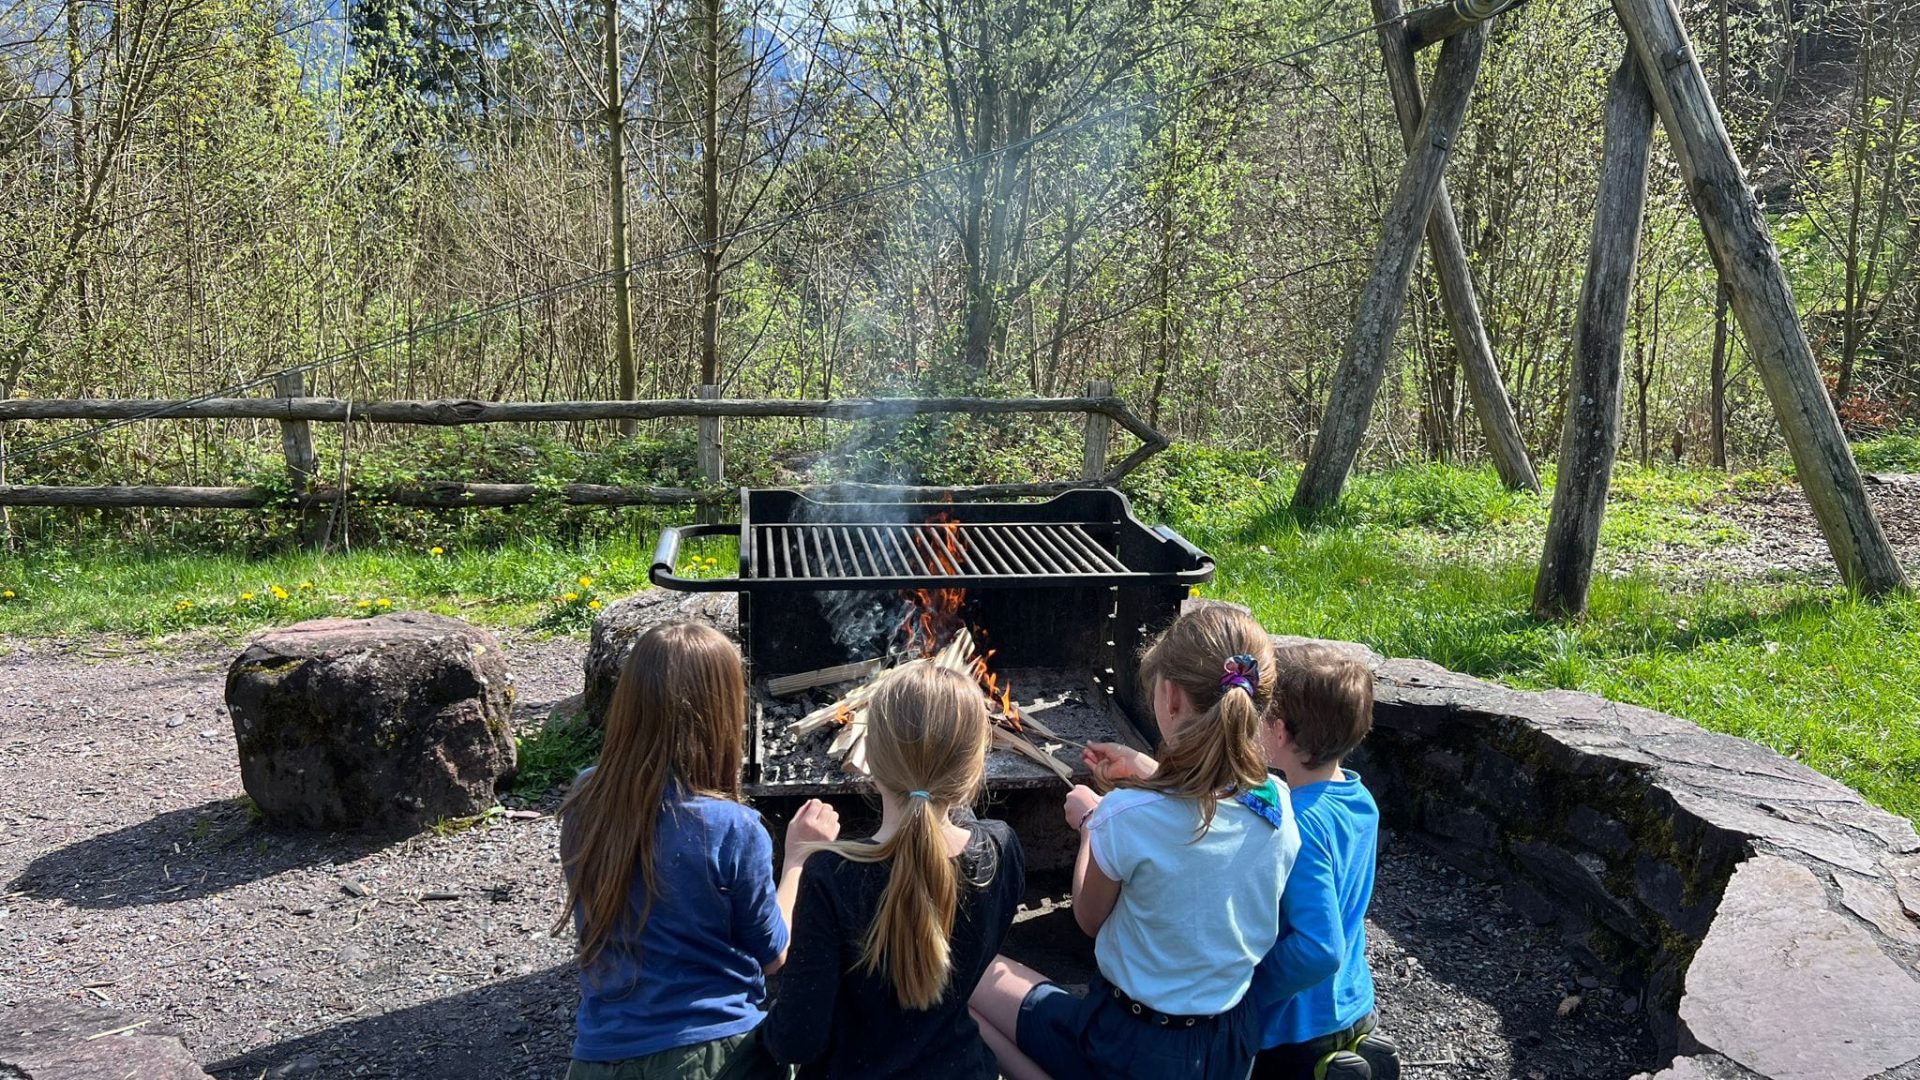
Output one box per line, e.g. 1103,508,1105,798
7,798,397,909
207,967,576,1079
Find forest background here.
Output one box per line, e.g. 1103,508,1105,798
5,0,1920,542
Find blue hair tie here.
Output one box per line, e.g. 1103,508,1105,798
1220,654,1259,695
907,790,931,800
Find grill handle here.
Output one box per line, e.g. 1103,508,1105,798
1155,525,1217,584
650,523,744,591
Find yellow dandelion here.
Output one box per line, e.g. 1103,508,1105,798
430,546,445,557
240,592,256,602
270,586,289,600
298,581,314,590
375,598,393,608
563,592,580,603
1,590,14,599
588,600,603,611
355,600,371,609
577,575,594,589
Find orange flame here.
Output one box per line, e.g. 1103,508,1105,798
897,512,1022,730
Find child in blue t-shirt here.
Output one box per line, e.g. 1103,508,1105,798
969,604,1299,1080
1248,643,1399,1080
554,621,835,1080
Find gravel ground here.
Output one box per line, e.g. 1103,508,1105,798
2,633,1657,1079
1653,475,1920,586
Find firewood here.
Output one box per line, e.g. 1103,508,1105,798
843,730,870,777
768,658,886,697
828,718,862,757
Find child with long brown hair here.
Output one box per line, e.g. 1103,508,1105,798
556,621,831,1080
761,662,1026,1080
969,602,1300,1080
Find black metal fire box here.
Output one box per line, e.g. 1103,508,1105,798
651,487,1212,756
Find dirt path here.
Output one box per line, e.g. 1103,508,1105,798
1677,475,1920,585
1,636,1653,1079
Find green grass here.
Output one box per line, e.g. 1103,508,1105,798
1856,430,1920,474
2,453,1915,821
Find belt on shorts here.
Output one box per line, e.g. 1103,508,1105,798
1104,982,1223,1028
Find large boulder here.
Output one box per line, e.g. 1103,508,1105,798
583,589,738,725
226,612,517,833
1,998,212,1079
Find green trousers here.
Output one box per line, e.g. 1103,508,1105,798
566,1029,786,1080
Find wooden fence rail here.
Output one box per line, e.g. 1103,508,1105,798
0,388,1166,518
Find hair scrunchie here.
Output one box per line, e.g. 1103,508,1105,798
1220,654,1259,695
907,790,931,800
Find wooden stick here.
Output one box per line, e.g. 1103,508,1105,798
768,658,886,696
843,730,870,777
992,728,1074,783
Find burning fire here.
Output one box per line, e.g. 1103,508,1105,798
899,512,1022,728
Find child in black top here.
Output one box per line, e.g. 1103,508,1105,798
762,664,1026,1080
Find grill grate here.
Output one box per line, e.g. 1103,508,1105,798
750,522,1129,582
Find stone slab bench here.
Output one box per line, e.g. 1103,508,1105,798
1299,635,1920,1080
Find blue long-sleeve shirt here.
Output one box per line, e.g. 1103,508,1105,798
1250,771,1378,1049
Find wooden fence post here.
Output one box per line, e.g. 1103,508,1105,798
273,371,325,548
1082,379,1114,483
1611,0,1908,595
1372,0,1538,494
1293,23,1489,514
1534,53,1656,620
697,384,724,524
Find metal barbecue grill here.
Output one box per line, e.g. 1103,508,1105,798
746,520,1133,586
650,487,1214,809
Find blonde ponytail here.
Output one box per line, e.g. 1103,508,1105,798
816,664,989,1010
1125,604,1275,830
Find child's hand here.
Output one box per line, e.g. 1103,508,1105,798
1083,741,1156,783
784,798,841,864
1064,785,1102,832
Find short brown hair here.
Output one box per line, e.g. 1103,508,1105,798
1270,643,1374,769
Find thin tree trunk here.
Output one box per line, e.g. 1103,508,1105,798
606,0,637,433
698,0,722,387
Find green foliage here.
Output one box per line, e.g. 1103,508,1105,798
514,714,602,799
1856,431,1920,473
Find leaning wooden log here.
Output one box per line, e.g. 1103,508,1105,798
1404,0,1536,49
768,659,887,697
1534,53,1656,620
1293,23,1489,514
1372,0,1538,495
1610,0,1908,596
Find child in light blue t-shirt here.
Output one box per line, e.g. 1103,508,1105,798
969,604,1300,1080
1249,643,1398,1080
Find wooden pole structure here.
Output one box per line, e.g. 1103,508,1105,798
1293,23,1489,514
1082,378,1114,482
1372,0,1539,494
272,371,326,548
1611,0,1908,595
1534,54,1656,620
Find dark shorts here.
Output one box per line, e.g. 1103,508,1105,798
567,1028,784,1080
1015,972,1260,1080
